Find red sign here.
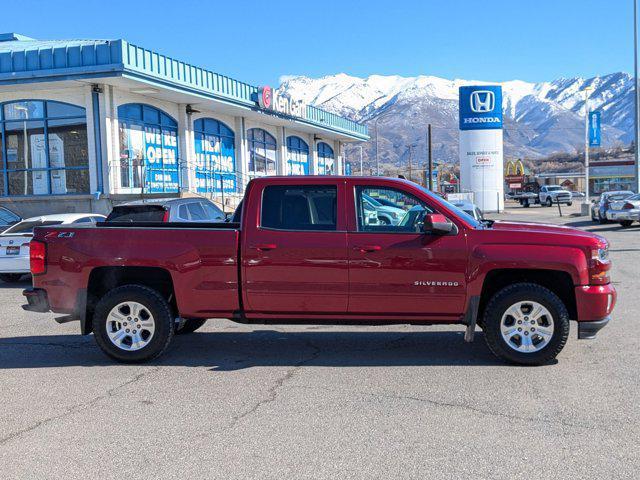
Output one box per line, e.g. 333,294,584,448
258,86,273,109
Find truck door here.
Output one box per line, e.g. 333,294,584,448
242,180,348,314
346,183,468,319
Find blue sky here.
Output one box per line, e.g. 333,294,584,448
3,0,635,85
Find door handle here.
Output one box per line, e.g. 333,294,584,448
354,245,382,253
250,244,277,251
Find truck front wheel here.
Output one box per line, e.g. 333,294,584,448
482,283,570,366
92,285,175,363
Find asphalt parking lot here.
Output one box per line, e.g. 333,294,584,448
0,203,638,480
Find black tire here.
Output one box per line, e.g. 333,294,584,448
620,220,633,228
0,273,23,283
567,202,572,207
175,318,207,335
92,285,175,363
598,211,607,224
378,217,391,225
546,197,553,207
482,283,570,366
523,199,530,208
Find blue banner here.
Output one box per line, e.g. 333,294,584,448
589,111,601,147
459,85,503,130
194,133,237,194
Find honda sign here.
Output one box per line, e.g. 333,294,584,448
459,85,503,130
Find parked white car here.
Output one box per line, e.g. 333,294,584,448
0,213,105,282
606,193,640,228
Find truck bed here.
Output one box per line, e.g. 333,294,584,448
32,223,241,319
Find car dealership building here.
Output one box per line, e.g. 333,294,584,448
0,33,368,216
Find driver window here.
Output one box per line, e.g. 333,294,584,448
355,186,433,232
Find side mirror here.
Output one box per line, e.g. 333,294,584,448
423,213,453,235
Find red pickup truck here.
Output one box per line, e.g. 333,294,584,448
23,176,616,365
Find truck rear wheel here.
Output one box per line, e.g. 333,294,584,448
620,220,633,228
546,198,553,207
92,285,174,363
482,283,570,366
175,318,207,334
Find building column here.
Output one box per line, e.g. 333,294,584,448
336,140,344,175
177,104,195,193
277,126,287,175
235,116,248,193
308,134,318,175
102,85,120,195
83,85,99,195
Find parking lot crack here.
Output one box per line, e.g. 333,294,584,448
292,385,613,434
225,340,321,429
0,366,161,447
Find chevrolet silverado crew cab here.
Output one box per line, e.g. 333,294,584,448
22,177,616,366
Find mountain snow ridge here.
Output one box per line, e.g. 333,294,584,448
278,72,634,167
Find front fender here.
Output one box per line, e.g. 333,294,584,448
466,244,588,298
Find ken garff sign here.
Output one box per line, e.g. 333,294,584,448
589,110,601,147
257,86,307,119
459,85,503,130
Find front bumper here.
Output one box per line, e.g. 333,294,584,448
22,287,50,313
606,208,640,222
578,317,611,340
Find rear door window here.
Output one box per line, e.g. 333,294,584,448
261,185,337,231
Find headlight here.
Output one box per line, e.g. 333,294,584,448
592,246,609,263
390,212,398,219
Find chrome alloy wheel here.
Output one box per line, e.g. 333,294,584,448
106,301,155,351
500,301,554,353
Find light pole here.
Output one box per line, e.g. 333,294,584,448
583,86,593,212
373,110,395,176
635,0,640,191
359,145,363,176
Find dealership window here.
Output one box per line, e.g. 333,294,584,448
193,118,236,194
118,104,179,193
286,136,309,175
0,100,89,196
247,128,276,176
317,142,335,175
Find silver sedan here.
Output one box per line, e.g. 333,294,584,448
607,193,640,228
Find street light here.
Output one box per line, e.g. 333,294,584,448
635,0,640,192
582,86,593,213
373,109,395,176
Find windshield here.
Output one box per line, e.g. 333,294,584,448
416,186,482,227
547,186,562,191
3,220,64,234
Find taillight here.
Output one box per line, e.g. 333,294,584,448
589,245,611,285
162,209,170,222
623,202,634,210
30,240,46,275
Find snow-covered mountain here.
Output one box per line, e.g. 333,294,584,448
278,72,634,170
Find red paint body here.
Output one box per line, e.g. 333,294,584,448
31,177,616,325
